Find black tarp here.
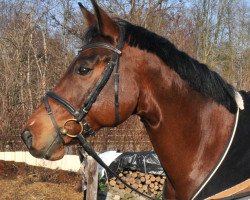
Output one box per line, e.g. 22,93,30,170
107,151,165,178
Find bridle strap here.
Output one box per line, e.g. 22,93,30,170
43,95,65,143
78,27,125,124
80,42,122,55
77,54,119,121
114,57,120,126
46,92,79,117
114,28,124,126
44,93,96,137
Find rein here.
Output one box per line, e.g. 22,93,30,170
42,27,155,200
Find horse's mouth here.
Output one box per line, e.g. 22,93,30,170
41,137,80,160
28,144,65,161
21,130,65,161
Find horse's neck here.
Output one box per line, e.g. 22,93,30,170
135,51,235,199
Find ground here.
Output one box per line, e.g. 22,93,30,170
0,160,150,200
0,160,83,200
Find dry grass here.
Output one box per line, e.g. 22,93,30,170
0,161,83,200
0,180,82,200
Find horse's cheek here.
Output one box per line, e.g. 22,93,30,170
89,76,139,127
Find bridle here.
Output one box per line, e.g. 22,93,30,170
42,26,155,200
43,27,124,141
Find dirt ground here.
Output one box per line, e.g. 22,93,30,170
0,160,83,200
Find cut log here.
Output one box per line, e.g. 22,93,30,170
125,188,132,193
160,178,165,184
131,172,138,178
119,183,125,189
143,185,148,191
109,179,116,187
132,183,139,189
154,185,159,191
150,176,156,182
138,188,144,193
149,183,155,189
138,172,145,177
145,174,150,180
140,176,146,182
107,170,167,198
128,177,135,184
156,176,161,182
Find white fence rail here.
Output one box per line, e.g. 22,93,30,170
0,151,81,172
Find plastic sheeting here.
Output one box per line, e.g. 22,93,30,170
107,151,165,178
98,151,122,177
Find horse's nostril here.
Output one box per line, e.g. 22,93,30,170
21,130,33,149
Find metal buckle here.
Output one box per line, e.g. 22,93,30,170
82,108,88,114
60,119,84,138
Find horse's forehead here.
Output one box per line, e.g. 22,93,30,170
83,27,109,44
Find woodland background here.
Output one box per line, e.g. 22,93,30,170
0,0,249,152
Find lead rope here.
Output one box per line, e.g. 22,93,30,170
76,133,156,200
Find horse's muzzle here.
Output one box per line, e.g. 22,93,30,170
21,130,33,149
21,129,64,160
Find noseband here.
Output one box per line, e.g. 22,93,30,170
43,27,124,140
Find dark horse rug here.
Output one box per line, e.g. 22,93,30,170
194,91,250,200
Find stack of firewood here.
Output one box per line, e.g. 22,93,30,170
108,170,166,197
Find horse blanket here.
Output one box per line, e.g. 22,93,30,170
195,91,250,199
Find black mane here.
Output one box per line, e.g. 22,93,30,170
83,20,238,113
119,21,237,113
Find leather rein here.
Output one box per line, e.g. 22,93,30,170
42,27,155,200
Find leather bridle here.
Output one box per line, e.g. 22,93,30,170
43,27,124,141
42,27,155,200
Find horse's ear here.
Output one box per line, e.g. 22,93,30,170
90,0,119,40
78,2,96,27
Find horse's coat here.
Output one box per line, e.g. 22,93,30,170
195,91,250,199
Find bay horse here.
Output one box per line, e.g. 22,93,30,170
21,0,250,199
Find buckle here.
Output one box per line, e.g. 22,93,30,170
60,119,84,138
82,108,88,114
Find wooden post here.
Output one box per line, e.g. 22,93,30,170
85,156,98,200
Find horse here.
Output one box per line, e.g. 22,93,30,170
21,0,250,199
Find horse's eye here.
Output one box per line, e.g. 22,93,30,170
77,65,92,76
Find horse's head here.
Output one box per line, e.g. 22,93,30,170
21,1,139,160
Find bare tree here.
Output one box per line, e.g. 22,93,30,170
0,0,249,151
